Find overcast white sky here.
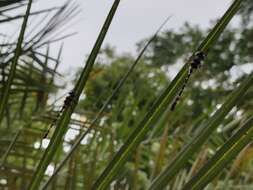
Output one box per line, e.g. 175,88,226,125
18,0,237,72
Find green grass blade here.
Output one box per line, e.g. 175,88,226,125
152,125,169,179
0,0,33,123
40,16,171,190
91,1,243,189
148,74,253,190
182,115,253,190
27,1,121,189
0,129,21,167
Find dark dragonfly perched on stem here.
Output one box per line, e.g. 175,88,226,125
170,51,206,111
43,90,77,139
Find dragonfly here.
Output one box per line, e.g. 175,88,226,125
43,90,76,139
170,51,206,111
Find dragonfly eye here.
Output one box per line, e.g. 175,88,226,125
63,91,76,107
191,51,205,69
195,51,205,60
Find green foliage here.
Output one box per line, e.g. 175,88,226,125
79,57,168,140
0,0,253,189
240,0,253,24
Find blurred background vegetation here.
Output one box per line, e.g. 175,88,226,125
0,0,253,189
